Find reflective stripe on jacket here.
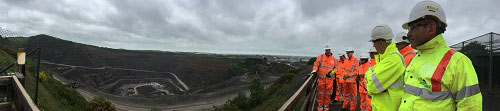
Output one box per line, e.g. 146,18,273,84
313,54,336,77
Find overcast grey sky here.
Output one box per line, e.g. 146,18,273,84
1,0,499,57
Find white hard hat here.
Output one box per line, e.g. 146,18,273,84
369,25,393,42
338,52,345,56
395,32,409,43
323,44,332,50
369,47,377,53
402,1,447,29
360,53,369,59
345,47,354,52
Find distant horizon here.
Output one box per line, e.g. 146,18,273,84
6,31,498,58
4,33,316,57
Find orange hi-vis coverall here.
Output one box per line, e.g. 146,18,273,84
359,61,373,111
342,57,359,111
399,45,416,67
335,60,344,101
312,54,336,111
369,58,377,66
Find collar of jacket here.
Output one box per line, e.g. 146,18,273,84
378,43,398,61
347,56,355,61
414,34,449,54
399,45,414,54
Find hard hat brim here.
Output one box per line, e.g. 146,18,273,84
402,22,410,29
396,41,410,44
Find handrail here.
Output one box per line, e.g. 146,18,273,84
0,75,40,111
279,74,318,111
306,78,318,111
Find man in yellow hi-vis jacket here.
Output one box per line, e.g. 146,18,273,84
399,1,482,111
365,25,406,111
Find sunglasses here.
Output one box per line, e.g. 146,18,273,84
408,23,429,31
403,36,410,40
408,18,435,31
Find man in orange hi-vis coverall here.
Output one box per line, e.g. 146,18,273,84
395,32,416,67
359,53,372,111
341,47,359,111
311,44,336,111
334,52,346,103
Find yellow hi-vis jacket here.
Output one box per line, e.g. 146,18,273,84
365,43,406,111
398,34,482,111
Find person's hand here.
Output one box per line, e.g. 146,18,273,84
309,70,317,76
327,71,335,78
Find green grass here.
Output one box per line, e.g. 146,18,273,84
0,49,15,74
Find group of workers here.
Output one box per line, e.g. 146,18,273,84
310,1,482,111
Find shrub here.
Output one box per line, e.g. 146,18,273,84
307,57,316,65
86,97,116,111
39,71,48,82
249,77,267,107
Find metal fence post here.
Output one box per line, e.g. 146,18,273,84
34,48,41,104
462,42,464,49
489,32,493,94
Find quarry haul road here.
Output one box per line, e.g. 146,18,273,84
41,60,190,91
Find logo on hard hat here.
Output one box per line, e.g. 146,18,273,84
426,5,438,11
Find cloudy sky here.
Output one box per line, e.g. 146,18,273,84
1,0,499,57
